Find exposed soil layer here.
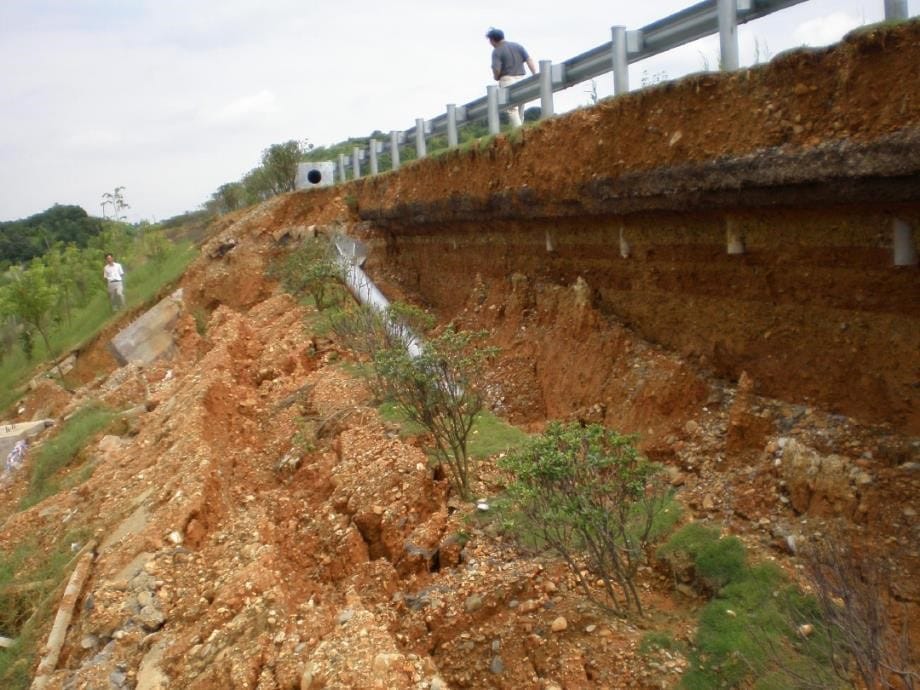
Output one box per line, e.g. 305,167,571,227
363,205,919,434
341,21,920,435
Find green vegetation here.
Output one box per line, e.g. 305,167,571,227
0,204,102,267
655,523,880,689
466,409,529,460
0,529,91,689
640,631,686,656
378,403,528,461
377,400,427,436
270,242,502,501
373,324,496,500
20,403,116,509
268,236,345,310
658,522,747,594
204,139,313,215
500,422,672,616
202,110,545,216
0,227,196,412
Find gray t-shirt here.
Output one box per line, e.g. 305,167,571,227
491,41,529,77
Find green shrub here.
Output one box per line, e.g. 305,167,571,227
269,236,344,310
500,422,671,616
658,522,746,593
695,536,746,592
192,305,209,336
374,325,496,500
326,302,435,400
682,563,841,690
665,524,859,689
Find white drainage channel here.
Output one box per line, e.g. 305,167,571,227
332,234,423,358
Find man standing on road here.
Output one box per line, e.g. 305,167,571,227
103,253,126,311
486,27,537,128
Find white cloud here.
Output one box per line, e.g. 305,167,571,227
63,128,124,151
794,11,864,47
202,90,280,126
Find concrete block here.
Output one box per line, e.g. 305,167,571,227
108,289,184,367
296,161,335,189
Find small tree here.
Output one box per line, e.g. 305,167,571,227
327,301,436,399
0,262,59,355
142,228,170,264
209,182,248,214
261,140,312,195
269,236,343,310
500,422,670,616
101,186,129,221
374,325,495,500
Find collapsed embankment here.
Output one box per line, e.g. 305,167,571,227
335,22,920,436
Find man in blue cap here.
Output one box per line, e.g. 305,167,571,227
486,27,537,127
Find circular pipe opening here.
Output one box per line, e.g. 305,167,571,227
307,169,322,184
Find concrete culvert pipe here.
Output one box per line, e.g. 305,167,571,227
296,161,334,189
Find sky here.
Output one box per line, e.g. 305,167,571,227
0,0,908,224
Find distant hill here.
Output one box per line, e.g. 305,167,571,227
0,204,103,266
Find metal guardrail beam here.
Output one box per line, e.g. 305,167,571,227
337,0,905,180
395,0,811,149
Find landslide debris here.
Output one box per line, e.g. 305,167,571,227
1,22,918,689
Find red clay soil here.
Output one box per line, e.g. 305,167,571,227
1,20,918,690
341,21,920,435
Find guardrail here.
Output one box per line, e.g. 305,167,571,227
331,0,911,181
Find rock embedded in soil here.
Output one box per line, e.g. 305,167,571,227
464,594,483,612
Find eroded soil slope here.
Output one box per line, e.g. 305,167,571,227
1,19,918,690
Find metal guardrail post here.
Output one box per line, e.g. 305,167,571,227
539,60,555,118
884,0,909,19
447,104,459,148
893,219,918,266
415,118,427,158
612,26,630,95
337,154,346,183
389,131,401,171
352,147,361,179
325,0,816,164
718,0,740,71
369,138,378,175
486,85,500,135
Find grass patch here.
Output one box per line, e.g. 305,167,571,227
682,563,829,690
376,404,529,460
659,522,842,689
20,403,116,510
658,522,746,593
377,400,426,435
0,529,91,689
467,410,530,459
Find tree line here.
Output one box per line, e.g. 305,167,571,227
0,205,103,268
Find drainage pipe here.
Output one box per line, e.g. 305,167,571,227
333,236,423,358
